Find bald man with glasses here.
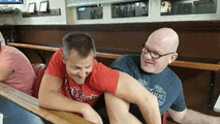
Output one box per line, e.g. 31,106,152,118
104,28,220,124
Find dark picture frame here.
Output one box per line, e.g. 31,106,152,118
39,1,49,12
28,2,36,13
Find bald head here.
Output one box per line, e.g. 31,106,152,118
141,28,179,74
147,28,179,53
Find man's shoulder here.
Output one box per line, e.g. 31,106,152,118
45,48,66,77
91,60,120,91
93,60,112,72
55,48,63,55
50,48,63,59
92,60,119,77
0,46,27,60
1,45,19,53
163,67,181,83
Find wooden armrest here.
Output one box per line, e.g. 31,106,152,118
169,61,220,71
0,83,93,124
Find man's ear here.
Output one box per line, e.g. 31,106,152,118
62,54,67,64
168,53,178,64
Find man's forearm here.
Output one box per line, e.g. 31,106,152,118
115,72,161,124
39,91,88,114
137,95,161,124
181,109,220,124
105,93,142,124
110,112,142,124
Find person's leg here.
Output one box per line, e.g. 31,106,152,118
93,94,110,124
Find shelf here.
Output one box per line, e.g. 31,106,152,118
0,8,20,15
22,8,61,18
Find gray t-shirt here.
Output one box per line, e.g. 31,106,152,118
111,55,186,122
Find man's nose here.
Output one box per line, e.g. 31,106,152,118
144,51,152,59
78,70,86,78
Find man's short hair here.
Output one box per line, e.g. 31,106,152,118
62,32,96,58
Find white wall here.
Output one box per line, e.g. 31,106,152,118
0,0,67,25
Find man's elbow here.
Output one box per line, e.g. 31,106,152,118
109,119,120,124
108,111,124,124
38,90,51,109
151,95,158,104
38,94,47,108
142,93,158,107
172,115,185,123
168,109,187,123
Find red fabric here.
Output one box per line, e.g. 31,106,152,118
32,63,47,98
46,49,119,106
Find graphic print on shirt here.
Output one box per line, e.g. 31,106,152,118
137,79,166,106
63,75,99,102
69,87,99,101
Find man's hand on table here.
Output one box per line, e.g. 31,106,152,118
81,103,103,124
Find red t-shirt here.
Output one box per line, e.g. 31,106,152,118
45,49,120,106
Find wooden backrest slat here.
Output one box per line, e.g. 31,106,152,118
7,43,220,71
96,52,122,59
7,43,59,52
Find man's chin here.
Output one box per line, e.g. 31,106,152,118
73,79,86,85
75,82,85,85
142,67,155,74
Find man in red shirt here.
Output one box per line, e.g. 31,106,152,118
39,32,161,124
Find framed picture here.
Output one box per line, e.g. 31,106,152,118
39,1,49,12
28,2,36,13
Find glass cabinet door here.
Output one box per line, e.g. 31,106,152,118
77,5,103,20
67,0,220,24
111,1,149,18
160,0,217,16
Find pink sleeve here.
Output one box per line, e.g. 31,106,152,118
0,50,18,70
45,49,66,79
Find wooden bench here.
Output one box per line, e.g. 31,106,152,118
0,82,93,124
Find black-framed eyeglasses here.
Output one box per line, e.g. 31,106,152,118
142,47,175,59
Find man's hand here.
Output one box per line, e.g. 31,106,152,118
81,104,103,124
